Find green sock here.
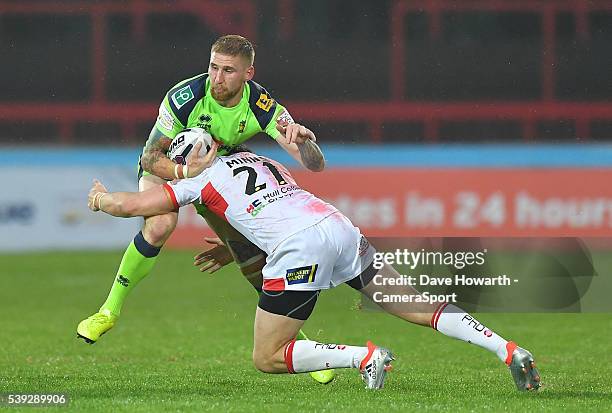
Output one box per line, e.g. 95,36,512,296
100,232,161,317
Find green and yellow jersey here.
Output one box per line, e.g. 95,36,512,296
154,73,292,154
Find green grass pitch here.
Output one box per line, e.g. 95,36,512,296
1,250,611,412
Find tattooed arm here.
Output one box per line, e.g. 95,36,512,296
139,126,175,180
296,139,325,172
140,127,220,179
275,122,325,172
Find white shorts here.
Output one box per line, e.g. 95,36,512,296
261,212,376,291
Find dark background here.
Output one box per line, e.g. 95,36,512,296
1,0,611,144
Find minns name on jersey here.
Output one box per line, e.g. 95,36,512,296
225,156,266,168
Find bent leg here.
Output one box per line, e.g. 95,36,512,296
201,208,340,383
253,306,304,373
253,290,371,375
100,175,177,316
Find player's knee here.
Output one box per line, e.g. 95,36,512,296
142,214,177,245
252,348,276,373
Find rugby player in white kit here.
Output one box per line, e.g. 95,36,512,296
87,142,541,391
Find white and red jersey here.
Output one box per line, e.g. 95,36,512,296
163,152,338,253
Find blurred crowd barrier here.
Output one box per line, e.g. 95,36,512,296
2,145,612,251
1,0,612,144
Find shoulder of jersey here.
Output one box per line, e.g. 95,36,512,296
167,73,209,126
247,80,279,130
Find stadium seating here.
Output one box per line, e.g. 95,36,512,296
1,0,611,144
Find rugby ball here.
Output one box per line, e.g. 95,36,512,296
168,127,213,165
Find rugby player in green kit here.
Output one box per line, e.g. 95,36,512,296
77,35,335,384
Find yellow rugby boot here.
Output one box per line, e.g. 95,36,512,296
76,309,117,344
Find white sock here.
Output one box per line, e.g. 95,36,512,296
432,303,512,363
284,340,369,373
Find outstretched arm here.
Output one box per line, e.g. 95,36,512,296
88,179,176,218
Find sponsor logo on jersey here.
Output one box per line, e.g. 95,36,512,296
197,114,212,132
171,85,195,109
238,120,246,133
246,199,266,216
286,264,318,285
358,235,370,257
256,93,274,112
262,185,298,203
276,109,294,125
157,104,175,130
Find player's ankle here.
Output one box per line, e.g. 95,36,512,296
99,308,119,318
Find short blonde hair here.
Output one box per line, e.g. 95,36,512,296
211,35,255,65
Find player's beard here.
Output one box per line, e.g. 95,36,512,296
211,84,241,104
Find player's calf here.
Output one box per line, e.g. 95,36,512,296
253,306,305,373
252,345,286,374
282,339,394,390
252,332,395,390
76,229,165,343
254,304,393,389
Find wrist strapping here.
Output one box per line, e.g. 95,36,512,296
174,164,189,179
97,193,107,211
